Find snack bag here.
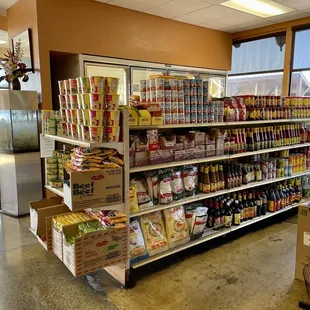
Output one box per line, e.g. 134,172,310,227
129,218,149,264
129,186,139,213
171,170,184,200
131,177,153,209
163,206,189,244
158,170,173,204
140,211,168,255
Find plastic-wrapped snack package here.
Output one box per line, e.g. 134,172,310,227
140,211,169,256
182,165,197,197
129,186,139,213
158,170,173,204
146,173,159,205
171,169,184,200
185,205,208,239
130,177,153,209
163,206,189,248
129,218,149,264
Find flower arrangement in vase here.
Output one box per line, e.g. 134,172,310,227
0,40,31,90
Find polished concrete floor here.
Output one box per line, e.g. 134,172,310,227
0,211,308,310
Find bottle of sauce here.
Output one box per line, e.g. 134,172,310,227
248,191,254,219
219,199,225,225
237,164,242,187
242,128,247,152
238,192,244,222
252,191,257,217
254,128,260,151
232,129,240,153
301,123,306,144
264,127,269,149
215,164,220,191
224,202,232,228
233,199,241,226
256,192,262,216
259,128,265,149
210,165,217,193
224,131,230,155
203,165,211,194
247,131,254,152
199,165,204,192
243,191,249,221
275,186,281,211
242,164,248,185
218,164,225,191
207,199,214,228
261,191,267,215
214,200,221,230
268,189,276,212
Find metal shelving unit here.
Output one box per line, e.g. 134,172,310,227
131,200,306,268
129,118,310,130
44,134,124,155
130,142,310,173
130,171,310,217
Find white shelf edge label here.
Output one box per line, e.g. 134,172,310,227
40,134,55,158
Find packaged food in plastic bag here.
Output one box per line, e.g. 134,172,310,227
130,177,153,209
146,173,159,205
158,169,173,204
185,205,208,238
163,206,189,244
129,186,139,213
140,211,168,255
171,169,184,200
129,218,149,264
182,165,197,197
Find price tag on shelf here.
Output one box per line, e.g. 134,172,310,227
40,134,55,158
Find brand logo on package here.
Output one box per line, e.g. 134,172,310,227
73,182,95,197
96,241,109,247
91,175,104,181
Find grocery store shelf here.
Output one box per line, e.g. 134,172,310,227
45,185,64,197
43,135,124,154
130,142,310,173
129,118,310,130
131,200,307,268
130,171,310,218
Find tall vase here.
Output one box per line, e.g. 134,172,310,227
10,78,21,90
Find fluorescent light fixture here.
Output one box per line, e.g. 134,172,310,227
220,0,295,18
0,40,7,44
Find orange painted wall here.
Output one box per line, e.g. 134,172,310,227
7,0,41,97
0,15,7,31
35,0,232,109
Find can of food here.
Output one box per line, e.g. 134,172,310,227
47,168,58,175
89,93,104,110
104,110,120,126
78,77,90,93
106,77,119,94
58,95,66,109
70,94,79,109
105,126,120,142
140,80,147,92
165,113,172,125
46,162,57,169
89,126,103,142
58,80,65,95
90,76,105,94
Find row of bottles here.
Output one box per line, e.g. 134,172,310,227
203,178,303,229
224,124,307,155
198,154,307,194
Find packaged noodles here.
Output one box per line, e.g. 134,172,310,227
129,186,139,213
158,170,173,204
130,177,153,209
140,211,168,255
129,218,149,264
163,206,189,244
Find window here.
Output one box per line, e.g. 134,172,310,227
228,35,286,96
290,29,310,96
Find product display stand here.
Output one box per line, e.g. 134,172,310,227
42,109,130,287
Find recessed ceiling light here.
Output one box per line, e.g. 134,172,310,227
220,0,295,18
0,40,7,44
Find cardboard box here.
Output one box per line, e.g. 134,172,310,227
148,150,162,165
129,108,138,126
29,197,68,250
62,223,128,277
159,135,176,150
138,110,151,126
174,149,185,161
194,132,206,146
296,204,310,282
52,225,65,260
134,151,148,166
64,168,123,211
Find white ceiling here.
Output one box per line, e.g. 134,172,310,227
0,0,17,13
96,0,310,33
